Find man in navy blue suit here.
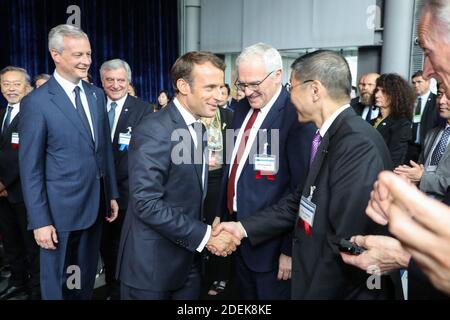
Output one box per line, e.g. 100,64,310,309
19,24,119,300
216,43,315,299
117,51,240,300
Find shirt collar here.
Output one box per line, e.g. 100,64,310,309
319,104,351,137
53,71,84,96
173,97,198,127
420,90,431,101
258,85,282,117
107,94,128,111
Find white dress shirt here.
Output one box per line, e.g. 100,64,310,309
107,94,128,140
1,102,20,131
53,71,95,141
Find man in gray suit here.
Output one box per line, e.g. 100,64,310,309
394,83,450,200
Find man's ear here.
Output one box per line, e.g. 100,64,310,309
176,78,190,96
311,81,321,102
50,49,60,64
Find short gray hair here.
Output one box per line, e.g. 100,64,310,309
48,24,89,53
236,43,283,74
423,0,450,42
0,66,31,84
291,50,351,101
100,59,132,82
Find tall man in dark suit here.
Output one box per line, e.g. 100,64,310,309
216,43,315,299
406,70,439,162
213,50,397,299
0,66,40,300
350,73,380,124
99,59,153,300
19,24,119,300
117,51,240,300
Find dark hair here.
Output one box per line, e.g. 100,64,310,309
171,51,226,94
411,70,424,79
223,83,231,96
376,73,414,118
291,50,351,101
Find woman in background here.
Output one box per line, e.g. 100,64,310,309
373,73,414,167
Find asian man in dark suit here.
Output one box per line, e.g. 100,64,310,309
0,66,40,300
18,24,119,300
116,51,240,300
99,59,153,300
216,43,315,300
212,50,398,299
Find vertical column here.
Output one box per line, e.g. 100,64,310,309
380,0,415,78
184,0,201,52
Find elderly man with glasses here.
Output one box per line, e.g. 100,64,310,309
212,42,315,300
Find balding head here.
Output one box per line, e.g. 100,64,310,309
358,73,380,105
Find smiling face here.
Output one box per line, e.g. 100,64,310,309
419,10,450,96
179,61,224,119
51,36,92,84
101,67,129,101
236,58,281,110
1,71,29,105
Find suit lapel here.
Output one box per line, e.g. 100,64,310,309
114,96,133,144
83,83,99,151
168,103,204,189
48,78,94,148
303,133,329,195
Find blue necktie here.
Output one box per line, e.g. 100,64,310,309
108,101,117,131
73,86,93,140
430,127,450,166
365,107,373,122
2,105,13,134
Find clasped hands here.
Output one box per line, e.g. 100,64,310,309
206,218,246,257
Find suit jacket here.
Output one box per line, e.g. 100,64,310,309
111,95,153,210
19,77,119,232
376,115,412,167
418,125,450,200
350,97,364,116
242,108,395,299
218,88,315,273
0,107,23,203
416,93,438,145
117,102,208,291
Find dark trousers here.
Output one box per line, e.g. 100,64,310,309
0,199,39,293
100,207,126,299
235,252,290,300
121,259,202,300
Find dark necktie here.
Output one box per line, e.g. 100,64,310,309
192,121,206,189
309,132,322,166
227,109,260,214
415,97,422,115
430,127,450,166
2,105,13,134
108,101,117,131
413,97,423,144
365,107,373,122
73,86,93,140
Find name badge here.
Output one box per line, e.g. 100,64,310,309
119,132,131,151
254,154,277,175
11,132,19,144
299,196,316,228
413,114,422,123
426,165,437,172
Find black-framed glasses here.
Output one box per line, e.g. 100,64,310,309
235,70,274,92
286,80,314,93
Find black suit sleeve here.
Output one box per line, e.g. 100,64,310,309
242,184,302,246
388,118,412,167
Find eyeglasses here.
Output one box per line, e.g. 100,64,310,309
235,70,274,92
286,80,314,93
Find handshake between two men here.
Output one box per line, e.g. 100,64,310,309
206,217,247,257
